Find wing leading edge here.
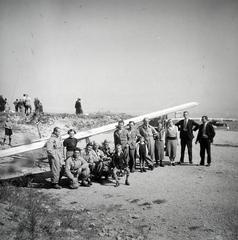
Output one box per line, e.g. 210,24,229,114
0,102,198,158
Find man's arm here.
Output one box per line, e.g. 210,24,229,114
65,158,75,180
46,138,56,157
192,120,200,131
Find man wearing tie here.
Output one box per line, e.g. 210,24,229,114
196,116,215,166
175,111,199,164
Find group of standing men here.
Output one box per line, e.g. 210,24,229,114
46,111,215,189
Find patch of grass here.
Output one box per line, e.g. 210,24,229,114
0,184,101,240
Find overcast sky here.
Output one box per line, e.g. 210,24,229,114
0,0,238,117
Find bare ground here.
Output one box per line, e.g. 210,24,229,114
39,130,238,240
0,114,238,240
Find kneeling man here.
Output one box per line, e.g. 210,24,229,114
65,148,91,188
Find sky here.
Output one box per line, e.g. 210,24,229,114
0,0,238,117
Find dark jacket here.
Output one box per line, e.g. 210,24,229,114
196,122,215,143
175,119,199,140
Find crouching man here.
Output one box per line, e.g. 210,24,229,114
65,148,92,188
112,144,130,187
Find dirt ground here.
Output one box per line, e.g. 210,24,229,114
0,114,238,240
36,129,238,240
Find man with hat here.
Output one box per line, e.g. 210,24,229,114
75,98,83,115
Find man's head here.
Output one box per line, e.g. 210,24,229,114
103,139,110,148
167,119,173,127
158,121,163,129
92,141,99,150
201,115,208,123
139,136,145,143
129,121,135,129
68,129,76,137
53,127,61,137
117,120,124,130
183,111,189,119
115,144,122,153
86,143,93,152
143,118,150,126
73,147,81,157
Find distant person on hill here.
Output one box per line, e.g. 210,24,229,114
0,95,5,112
18,99,25,115
23,94,32,115
3,116,13,146
46,127,64,189
4,98,10,113
175,111,199,164
34,98,43,114
195,116,215,167
13,99,19,112
75,98,83,115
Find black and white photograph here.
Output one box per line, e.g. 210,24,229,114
0,0,238,239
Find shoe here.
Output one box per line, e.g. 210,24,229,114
199,163,205,166
143,168,147,172
114,181,120,187
172,163,175,166
125,180,130,186
160,163,165,167
53,183,62,189
81,181,90,187
206,164,211,167
87,179,92,185
189,161,193,164
149,165,154,171
177,161,183,165
130,169,135,173
140,169,143,173
155,163,159,168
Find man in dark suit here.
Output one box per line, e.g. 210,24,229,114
195,116,215,166
175,111,199,164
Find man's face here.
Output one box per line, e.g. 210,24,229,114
118,122,124,129
143,118,149,126
55,128,61,137
74,151,81,157
87,145,92,152
202,117,207,123
183,112,189,119
158,122,163,129
116,145,122,152
129,122,134,129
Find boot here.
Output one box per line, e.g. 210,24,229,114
114,181,120,187
125,179,130,186
53,183,62,189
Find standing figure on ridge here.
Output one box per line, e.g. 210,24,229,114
75,98,83,115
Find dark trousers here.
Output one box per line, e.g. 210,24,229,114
129,148,136,171
180,138,193,163
200,138,211,165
